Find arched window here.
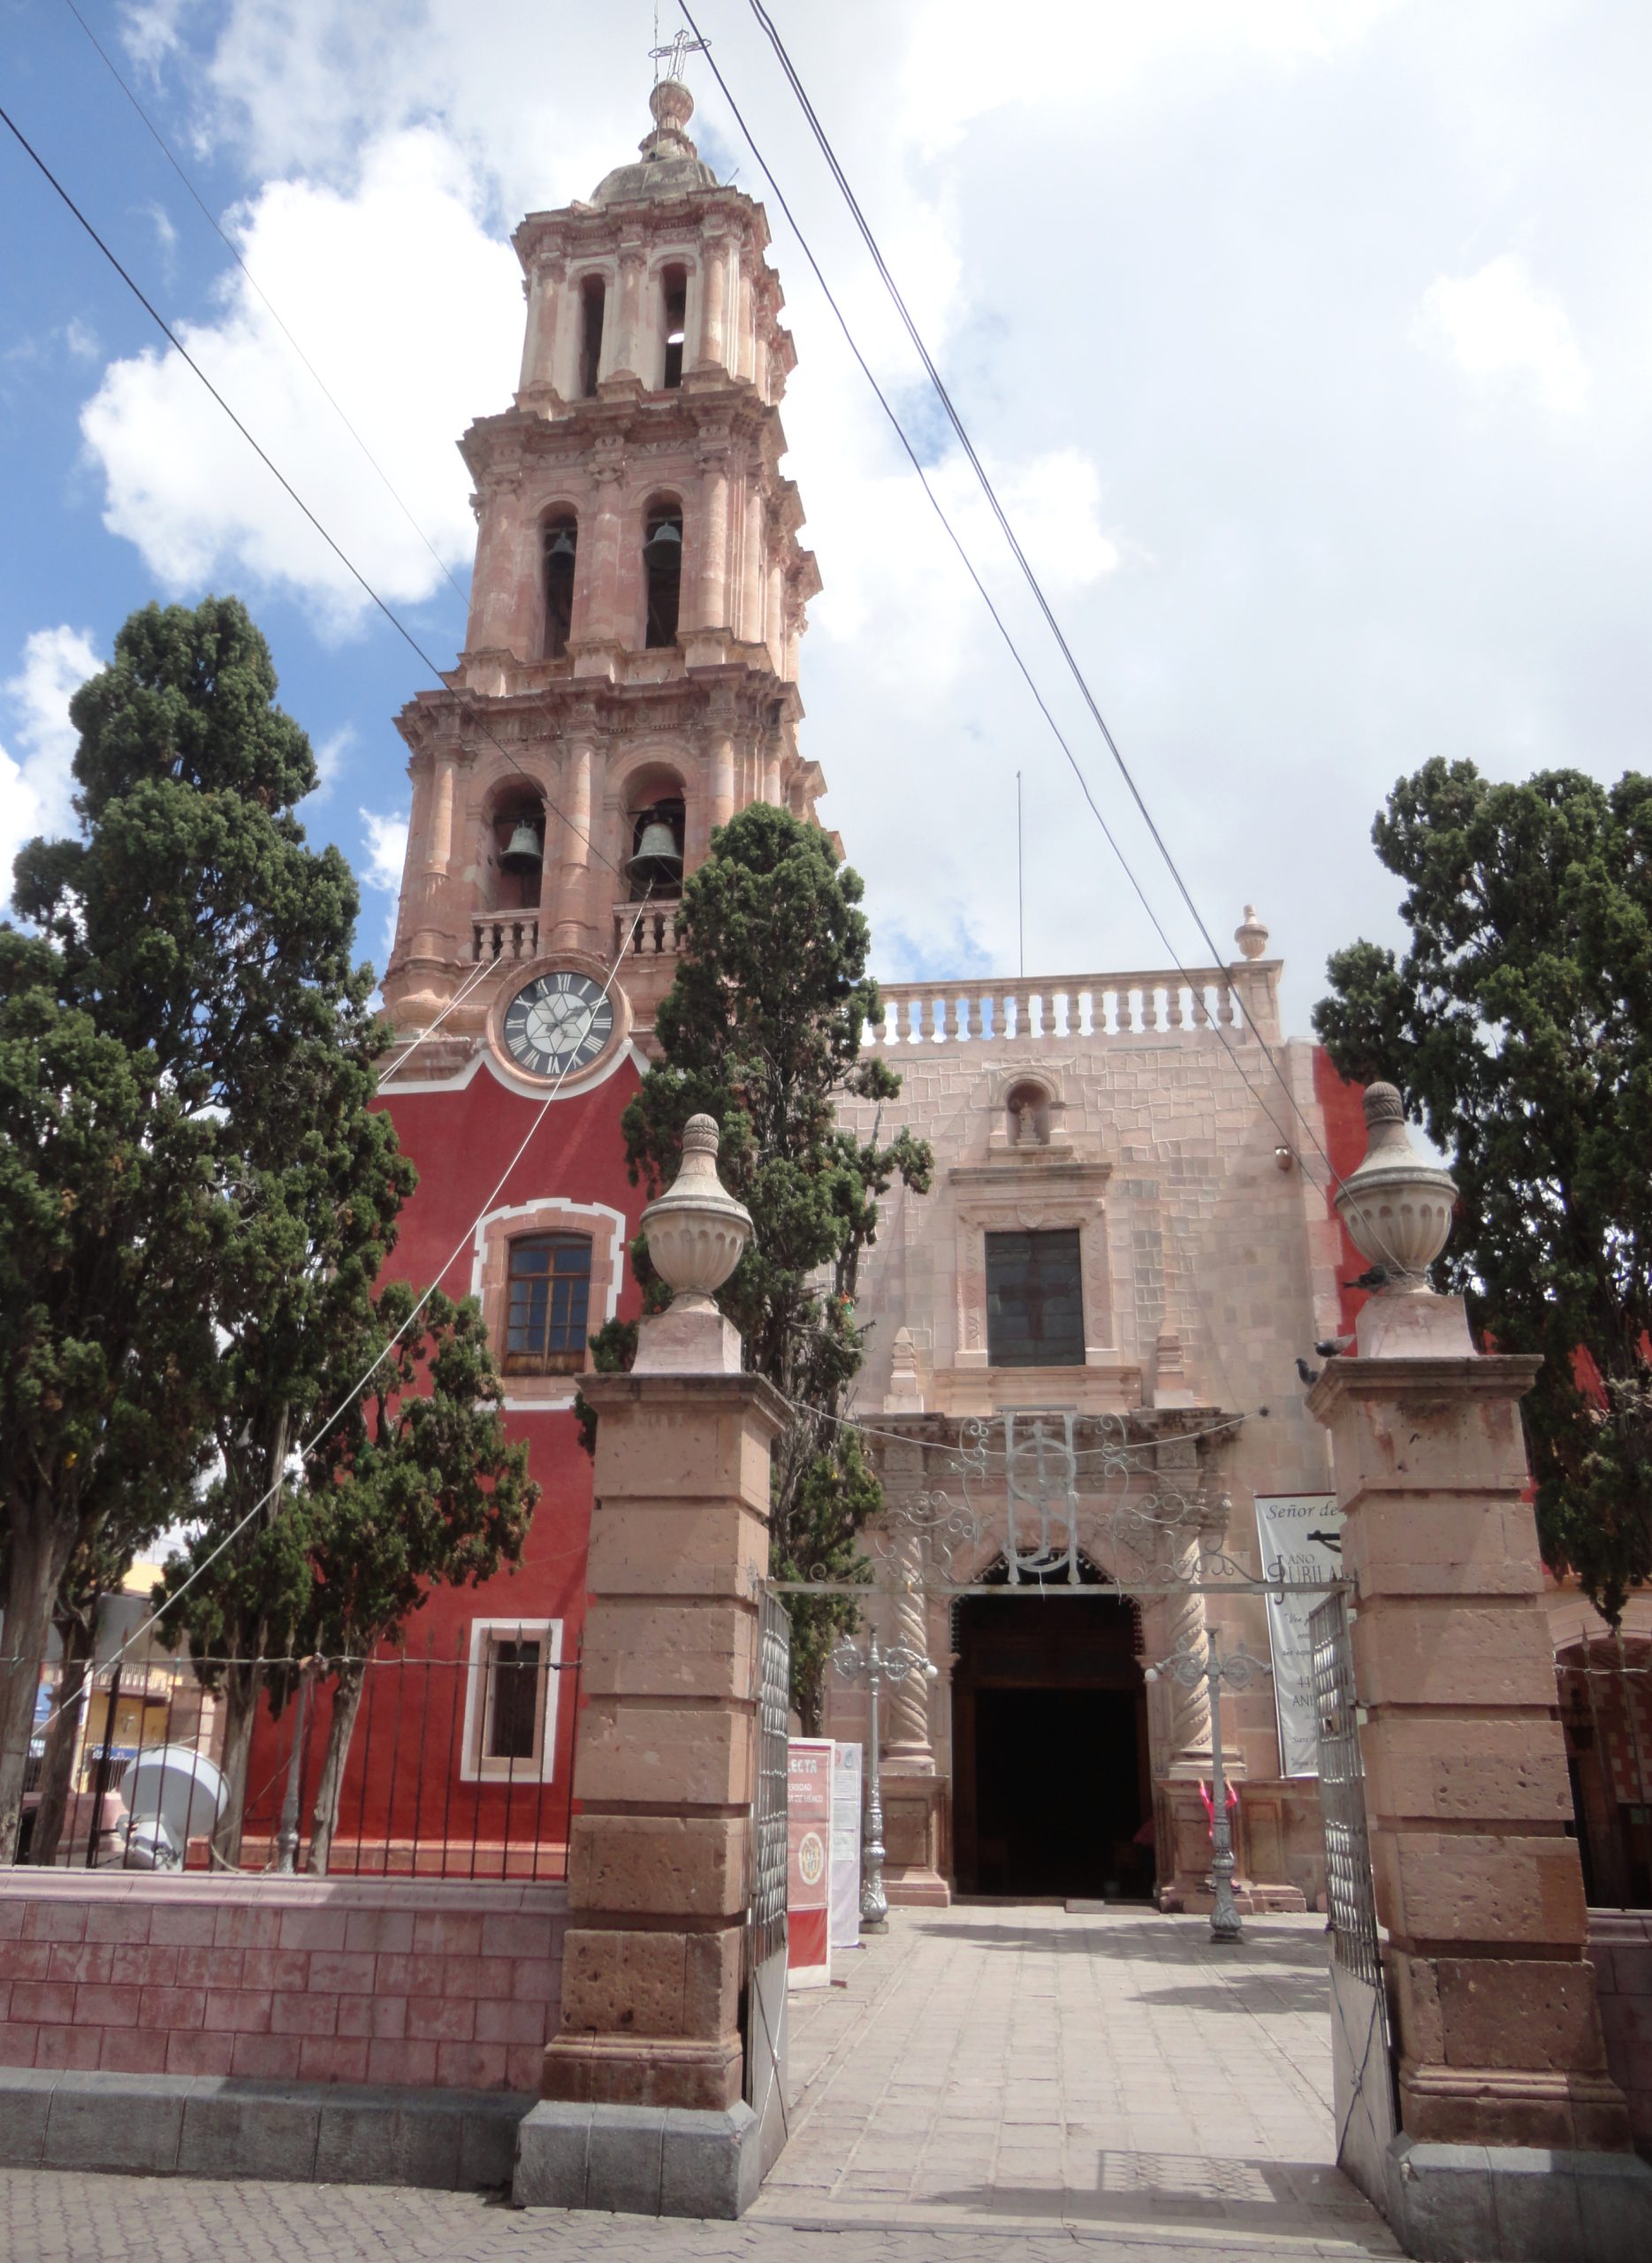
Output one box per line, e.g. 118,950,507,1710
643,501,683,648
543,514,577,659
660,263,688,389
578,275,605,398
505,1233,592,1374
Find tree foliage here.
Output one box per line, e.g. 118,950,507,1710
598,804,932,1725
0,596,514,1862
0,941,217,1857
158,1284,536,1871
1314,758,1652,1622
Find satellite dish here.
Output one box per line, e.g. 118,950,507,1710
118,1746,228,1870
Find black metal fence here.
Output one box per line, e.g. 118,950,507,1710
10,1635,581,1880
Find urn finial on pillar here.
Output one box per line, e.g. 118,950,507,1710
634,1114,753,1374
1335,1081,1471,1355
1335,1081,1458,1290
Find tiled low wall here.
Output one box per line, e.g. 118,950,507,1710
1593,1909,1652,2159
0,1870,566,2093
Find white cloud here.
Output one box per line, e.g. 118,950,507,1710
304,724,354,804
77,0,1652,1031
1415,255,1590,415
80,126,518,631
64,319,101,362
358,806,408,895
141,200,179,261
0,627,100,905
357,804,408,967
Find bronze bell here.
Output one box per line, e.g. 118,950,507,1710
499,819,544,874
628,817,682,889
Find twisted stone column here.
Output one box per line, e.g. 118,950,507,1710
882,1524,934,1772
1161,1555,1214,1766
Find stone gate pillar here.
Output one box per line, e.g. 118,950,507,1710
1309,1083,1651,2262
514,1119,786,2219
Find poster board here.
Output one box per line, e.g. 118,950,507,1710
787,1738,833,1986
829,1741,863,1952
1254,1493,1344,1776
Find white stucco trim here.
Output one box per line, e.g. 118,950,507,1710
458,1616,565,1784
468,1197,628,1322
383,1037,650,1103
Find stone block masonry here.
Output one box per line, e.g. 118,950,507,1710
0,1871,567,2092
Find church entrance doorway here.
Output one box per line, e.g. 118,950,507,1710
951,1589,1151,1900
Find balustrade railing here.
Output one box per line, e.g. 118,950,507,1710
863,967,1256,1047
613,902,683,960
472,912,540,964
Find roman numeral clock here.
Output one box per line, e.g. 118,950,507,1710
497,968,618,1082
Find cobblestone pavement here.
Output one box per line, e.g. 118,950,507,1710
0,1903,1399,2262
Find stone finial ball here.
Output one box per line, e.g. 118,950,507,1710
651,78,695,133
1234,905,1269,961
1363,1081,1405,1125
681,1112,719,1154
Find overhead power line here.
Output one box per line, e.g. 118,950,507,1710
0,98,624,892
31,893,657,1738
684,2,1393,1261
673,11,1323,1185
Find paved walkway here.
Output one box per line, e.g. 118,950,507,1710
0,1903,1399,2262
766,1902,1397,2252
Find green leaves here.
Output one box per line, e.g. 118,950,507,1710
615,804,933,1723
0,596,434,1855
1315,758,1652,1622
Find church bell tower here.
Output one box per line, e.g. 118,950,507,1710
384,75,824,1079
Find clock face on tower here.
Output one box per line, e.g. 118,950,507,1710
500,970,615,1080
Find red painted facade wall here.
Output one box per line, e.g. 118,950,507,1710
244,1056,645,1864
1313,1046,1373,1344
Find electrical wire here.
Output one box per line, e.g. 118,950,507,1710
28,896,655,1741
683,4,1408,1276
376,950,502,1083
737,1,1340,1150
0,99,627,894
58,0,471,614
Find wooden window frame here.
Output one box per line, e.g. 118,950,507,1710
503,1231,592,1376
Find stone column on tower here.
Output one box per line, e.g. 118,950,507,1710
694,227,729,370
518,254,563,400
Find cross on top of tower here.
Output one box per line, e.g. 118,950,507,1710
648,25,707,85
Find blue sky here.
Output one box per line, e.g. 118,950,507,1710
3,3,1648,1024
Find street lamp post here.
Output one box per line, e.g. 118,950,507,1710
1144,1627,1270,1944
832,1630,936,1934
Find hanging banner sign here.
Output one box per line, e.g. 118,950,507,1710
1254,1493,1343,1777
829,1741,863,1953
787,1738,833,1986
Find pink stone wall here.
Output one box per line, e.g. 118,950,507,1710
0,1871,565,2092
1592,1909,1652,2158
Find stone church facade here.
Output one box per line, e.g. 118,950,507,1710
368,79,1641,1912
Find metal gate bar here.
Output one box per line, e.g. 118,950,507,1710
1310,1591,1382,1987
1310,1589,1397,2202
